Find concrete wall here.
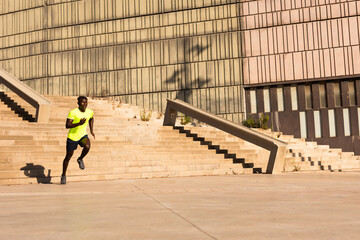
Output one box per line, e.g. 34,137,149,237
240,0,360,85
2,0,360,127
0,0,245,123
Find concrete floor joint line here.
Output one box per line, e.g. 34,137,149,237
131,183,219,240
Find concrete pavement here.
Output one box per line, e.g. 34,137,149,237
1,172,360,240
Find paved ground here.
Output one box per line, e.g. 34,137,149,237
1,172,360,240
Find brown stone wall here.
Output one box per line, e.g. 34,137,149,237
0,0,245,122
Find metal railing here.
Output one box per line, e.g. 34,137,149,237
0,68,51,123
163,99,287,174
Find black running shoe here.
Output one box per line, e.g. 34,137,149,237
77,158,85,170
61,176,66,184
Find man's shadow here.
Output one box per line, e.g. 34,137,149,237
20,163,52,184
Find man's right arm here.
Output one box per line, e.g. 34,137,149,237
66,118,86,129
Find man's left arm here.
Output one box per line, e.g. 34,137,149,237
89,117,95,139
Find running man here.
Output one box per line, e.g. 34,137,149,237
61,96,95,184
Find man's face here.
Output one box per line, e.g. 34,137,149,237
78,98,88,111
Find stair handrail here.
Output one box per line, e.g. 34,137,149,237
163,98,287,174
0,68,51,123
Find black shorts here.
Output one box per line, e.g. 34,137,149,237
66,135,89,152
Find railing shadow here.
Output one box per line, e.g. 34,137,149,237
0,68,51,123
173,126,257,171
0,91,36,122
20,163,52,184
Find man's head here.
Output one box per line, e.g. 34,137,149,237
77,96,88,111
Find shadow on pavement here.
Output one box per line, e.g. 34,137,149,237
20,163,52,184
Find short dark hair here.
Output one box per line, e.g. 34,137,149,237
77,96,88,102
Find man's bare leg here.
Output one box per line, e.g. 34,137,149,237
79,138,91,159
77,138,91,170
62,151,74,176
61,151,74,184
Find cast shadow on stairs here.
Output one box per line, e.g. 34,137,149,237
20,163,52,184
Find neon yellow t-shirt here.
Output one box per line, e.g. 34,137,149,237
67,108,94,141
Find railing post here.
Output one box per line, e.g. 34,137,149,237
266,144,287,174
163,102,177,126
36,104,51,123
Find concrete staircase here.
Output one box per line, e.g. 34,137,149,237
0,92,252,185
180,126,360,173
1,92,360,185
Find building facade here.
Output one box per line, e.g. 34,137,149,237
0,0,245,123
241,0,360,154
1,0,360,154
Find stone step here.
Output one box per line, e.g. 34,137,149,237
0,116,27,121
0,110,27,116
0,139,132,146
0,161,248,178
0,121,161,130
0,147,226,160
0,149,227,159
0,165,251,185
0,124,162,132
0,135,34,140
0,155,237,170
0,130,157,137
282,157,360,172
286,151,343,159
318,159,360,168
0,134,205,143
